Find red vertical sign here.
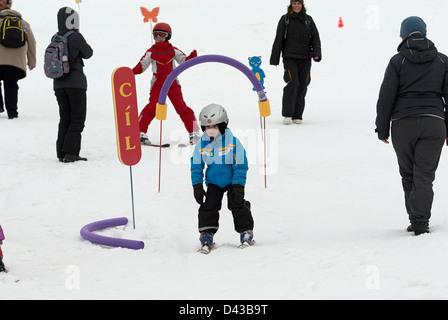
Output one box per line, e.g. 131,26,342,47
111,67,142,166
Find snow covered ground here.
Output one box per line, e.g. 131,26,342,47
2,0,448,300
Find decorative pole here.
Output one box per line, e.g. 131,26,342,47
75,0,82,14
140,7,160,46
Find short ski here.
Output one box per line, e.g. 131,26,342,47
238,240,256,249
197,243,215,254
141,142,189,148
142,142,170,148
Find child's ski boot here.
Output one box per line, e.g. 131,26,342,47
198,232,215,254
189,130,201,145
239,230,255,249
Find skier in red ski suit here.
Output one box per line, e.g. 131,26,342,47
132,22,200,145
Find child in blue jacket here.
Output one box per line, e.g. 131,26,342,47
191,104,255,252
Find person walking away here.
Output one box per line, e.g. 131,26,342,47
270,0,321,125
132,22,200,145
0,0,36,119
52,7,93,163
191,104,255,253
375,17,448,236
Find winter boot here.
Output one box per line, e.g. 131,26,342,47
63,154,88,163
407,224,429,236
282,117,292,125
140,132,151,144
189,130,201,145
240,230,255,246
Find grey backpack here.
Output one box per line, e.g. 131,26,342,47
44,31,74,79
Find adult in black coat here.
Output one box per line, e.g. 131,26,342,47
270,0,321,124
53,7,93,163
375,16,448,235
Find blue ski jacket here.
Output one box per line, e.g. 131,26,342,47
191,129,248,188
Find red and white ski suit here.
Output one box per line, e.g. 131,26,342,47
133,41,199,134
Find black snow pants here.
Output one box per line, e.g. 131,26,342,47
198,183,254,234
391,116,446,231
0,66,26,119
54,88,87,159
282,58,311,120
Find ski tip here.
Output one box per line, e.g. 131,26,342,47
142,143,171,148
197,243,215,254
238,240,256,249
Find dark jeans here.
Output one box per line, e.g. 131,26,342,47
0,65,26,118
391,116,446,230
55,88,87,159
198,183,254,234
282,58,311,120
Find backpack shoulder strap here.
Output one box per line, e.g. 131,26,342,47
64,31,75,38
283,14,290,39
0,15,22,21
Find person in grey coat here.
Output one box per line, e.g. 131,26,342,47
53,7,93,163
375,16,448,235
0,0,36,119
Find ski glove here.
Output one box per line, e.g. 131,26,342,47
232,184,245,204
186,50,197,61
193,184,206,204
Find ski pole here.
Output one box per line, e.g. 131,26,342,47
129,166,136,229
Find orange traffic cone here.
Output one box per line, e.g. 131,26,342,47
338,17,344,28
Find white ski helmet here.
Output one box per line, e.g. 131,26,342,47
199,104,229,132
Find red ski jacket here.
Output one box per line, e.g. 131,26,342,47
132,41,196,80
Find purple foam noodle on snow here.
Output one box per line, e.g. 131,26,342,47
157,54,268,106
80,217,144,250
0,224,4,241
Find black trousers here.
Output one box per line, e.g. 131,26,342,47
54,88,87,159
282,58,311,120
198,184,254,234
0,65,25,118
391,116,446,230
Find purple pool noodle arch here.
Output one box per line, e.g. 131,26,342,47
157,54,268,105
80,217,144,250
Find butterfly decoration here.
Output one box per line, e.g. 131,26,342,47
140,7,160,23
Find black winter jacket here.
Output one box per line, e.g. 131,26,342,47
270,12,321,65
53,7,93,90
375,33,448,140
